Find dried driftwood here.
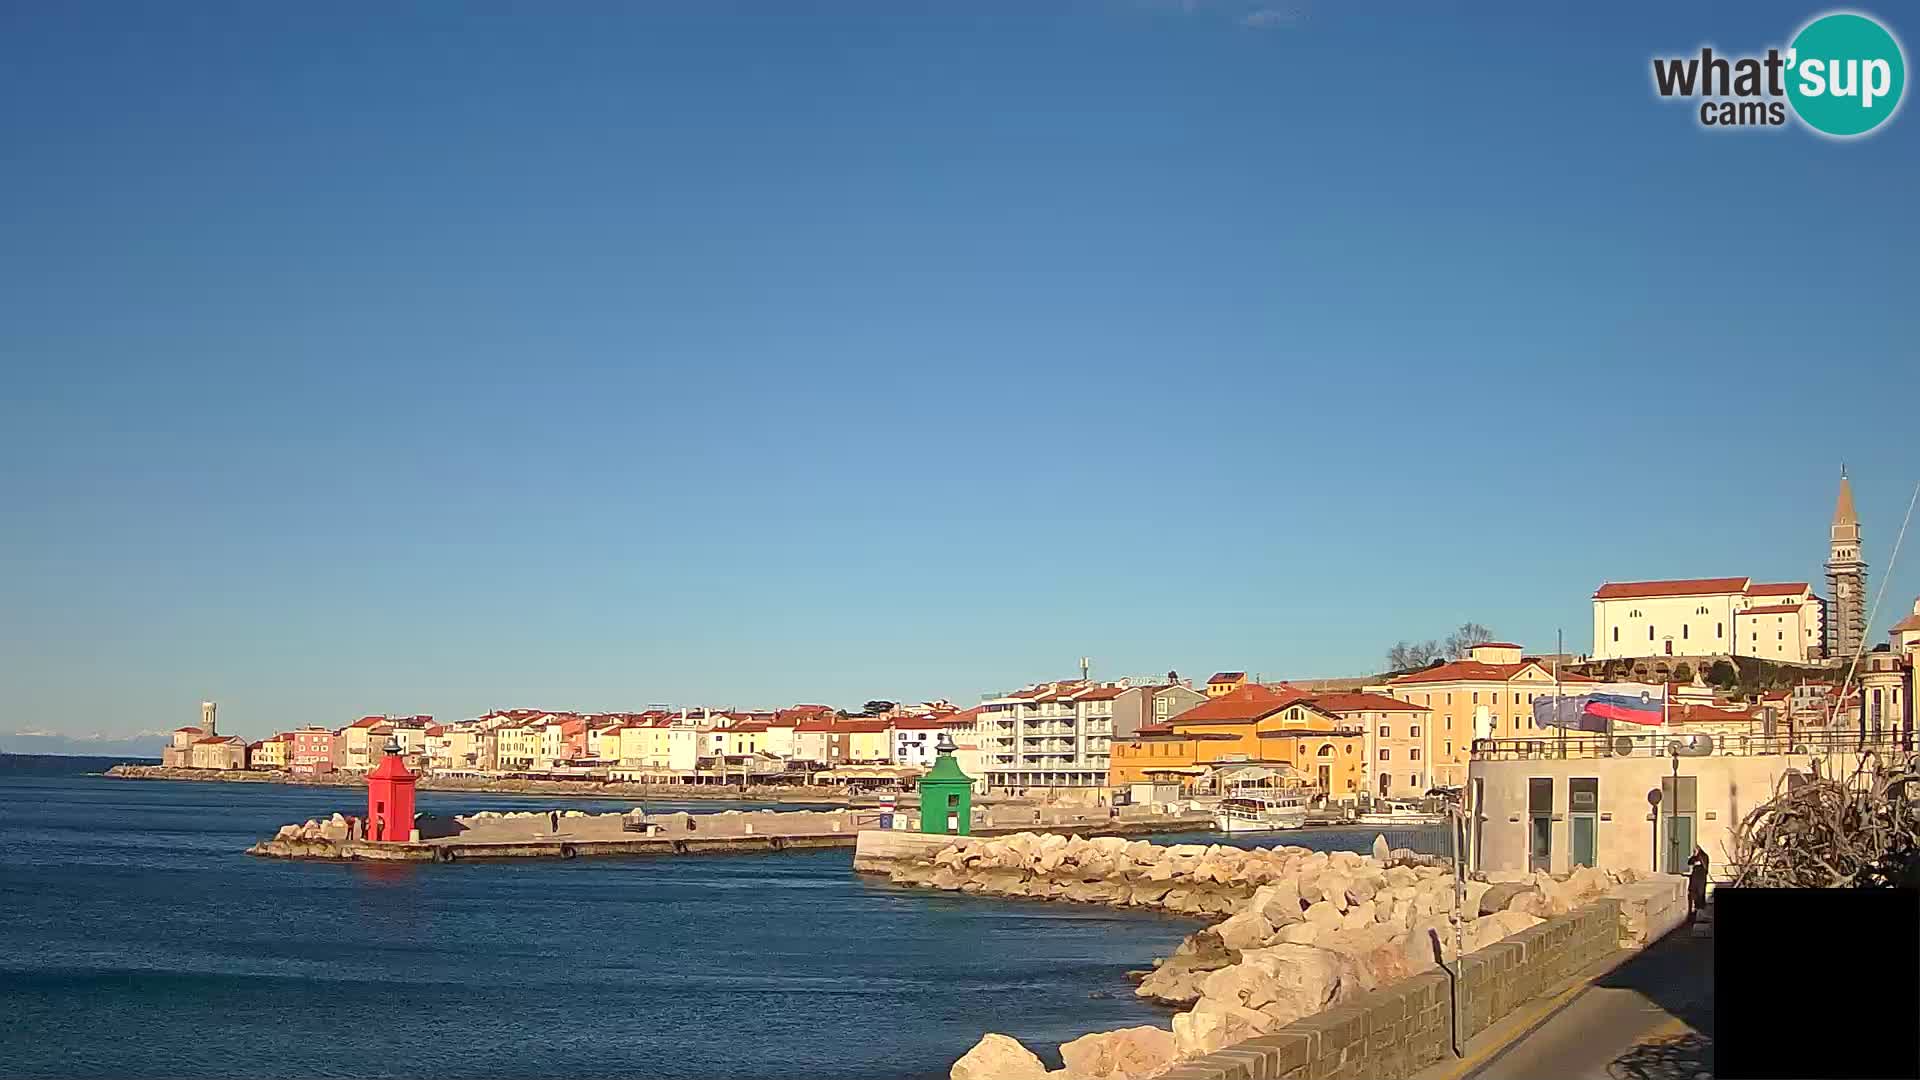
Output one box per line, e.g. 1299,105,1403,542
1728,752,1920,889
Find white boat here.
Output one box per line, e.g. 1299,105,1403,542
1354,800,1446,827
1213,791,1310,833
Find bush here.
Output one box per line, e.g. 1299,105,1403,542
1673,662,1694,683
1707,660,1738,687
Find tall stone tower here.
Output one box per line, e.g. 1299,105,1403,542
201,701,218,736
1825,470,1868,660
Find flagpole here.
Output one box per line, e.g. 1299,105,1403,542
1555,629,1565,759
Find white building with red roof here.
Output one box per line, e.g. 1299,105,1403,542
1591,577,1824,664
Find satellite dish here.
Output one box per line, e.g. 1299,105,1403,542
1670,734,1715,757
1613,736,1635,757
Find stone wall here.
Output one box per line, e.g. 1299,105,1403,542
1149,899,1623,1080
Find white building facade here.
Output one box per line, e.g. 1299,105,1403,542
1591,577,1824,663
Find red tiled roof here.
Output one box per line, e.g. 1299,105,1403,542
833,719,893,733
173,727,204,734
890,717,949,731
1593,577,1750,600
1169,684,1312,724
1473,642,1522,649
1891,613,1920,633
938,706,985,726
192,735,237,746
1389,660,1596,686
425,725,446,737
1069,685,1129,701
1307,692,1430,714
727,719,771,733
349,716,386,728
1748,582,1809,596
794,717,840,732
1132,723,1176,736
1737,604,1803,616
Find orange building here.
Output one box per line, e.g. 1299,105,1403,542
1107,684,1367,796
1386,643,1595,789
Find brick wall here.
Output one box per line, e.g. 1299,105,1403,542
1157,898,1624,1080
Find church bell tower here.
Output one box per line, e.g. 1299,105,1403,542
1825,469,1868,661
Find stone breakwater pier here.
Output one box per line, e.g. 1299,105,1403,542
854,832,1689,1080
247,807,1217,862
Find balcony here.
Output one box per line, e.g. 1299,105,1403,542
1471,730,1910,762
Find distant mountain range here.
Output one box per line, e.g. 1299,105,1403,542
1,732,169,759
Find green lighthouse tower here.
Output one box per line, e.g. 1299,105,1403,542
918,730,974,836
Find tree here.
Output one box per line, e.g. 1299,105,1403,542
1444,622,1494,659
1386,640,1444,673
1706,660,1738,689
1672,662,1695,683
861,700,896,716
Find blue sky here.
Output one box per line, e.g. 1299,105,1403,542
3,1,1916,739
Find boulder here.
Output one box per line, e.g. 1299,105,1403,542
1344,876,1379,905
1213,910,1276,951
1275,921,1322,945
1319,873,1352,912
1401,916,1457,975
1128,882,1174,907
1340,901,1376,931
1172,998,1266,1059
1304,900,1344,928
951,1034,1050,1080
1372,834,1390,861
1251,879,1305,925
1058,1026,1177,1080
1479,882,1530,916
1227,943,1350,1026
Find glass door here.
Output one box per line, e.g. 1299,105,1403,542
1665,814,1694,874
1571,814,1596,867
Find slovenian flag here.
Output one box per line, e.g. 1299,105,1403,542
1532,683,1665,731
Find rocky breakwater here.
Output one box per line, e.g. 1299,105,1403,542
925,833,1640,1080
247,814,360,859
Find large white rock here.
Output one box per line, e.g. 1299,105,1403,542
1172,998,1267,1059
1057,1025,1177,1080
1341,900,1376,931
951,1034,1051,1080
1372,834,1390,862
1251,879,1305,925
1225,943,1350,1026
1304,900,1344,928
1275,922,1323,945
1213,909,1276,951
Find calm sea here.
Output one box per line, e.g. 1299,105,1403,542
0,755,1442,1080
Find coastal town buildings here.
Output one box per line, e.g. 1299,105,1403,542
1106,684,1368,797
1386,643,1597,790
188,734,247,770
249,735,288,769
1205,672,1247,698
289,727,340,773
977,680,1126,790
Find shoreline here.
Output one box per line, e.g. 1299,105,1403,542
101,763,851,803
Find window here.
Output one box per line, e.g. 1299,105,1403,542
1717,622,1724,638
1410,749,1421,760
1445,741,1452,755
1613,627,1619,642
1446,694,1453,705
1317,745,1332,757
1649,626,1655,640
1379,749,1391,760
1683,625,1689,640
1472,692,1479,704
1696,606,1709,615
1409,725,1421,738
1378,725,1390,738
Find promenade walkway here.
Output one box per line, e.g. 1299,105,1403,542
1418,911,1714,1080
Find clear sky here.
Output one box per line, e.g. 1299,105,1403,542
4,1,1916,739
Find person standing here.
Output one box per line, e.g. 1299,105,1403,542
1686,845,1710,921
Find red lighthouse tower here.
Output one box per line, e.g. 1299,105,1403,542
365,737,417,843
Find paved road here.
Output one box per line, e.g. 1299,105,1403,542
1469,920,1714,1080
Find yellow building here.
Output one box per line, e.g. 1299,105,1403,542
1386,642,1595,789
248,736,288,769
1108,724,1202,787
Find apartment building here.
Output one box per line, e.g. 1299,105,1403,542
1387,643,1595,789
979,680,1137,789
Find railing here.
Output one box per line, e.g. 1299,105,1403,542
1471,730,1911,762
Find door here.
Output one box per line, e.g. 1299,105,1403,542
1527,777,1554,873
1665,813,1694,875
1318,764,1331,791
1571,815,1596,868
